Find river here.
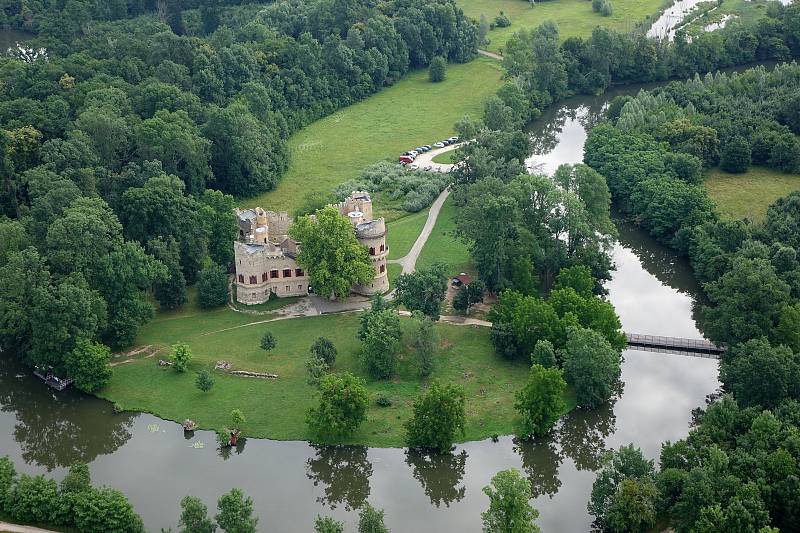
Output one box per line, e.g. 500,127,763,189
0,88,719,531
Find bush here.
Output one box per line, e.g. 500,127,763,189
720,136,751,173
429,56,447,83
494,11,511,27
0,456,17,511
196,369,215,392
306,353,329,387
197,262,229,308
375,394,392,407
358,503,389,533
601,0,613,16
592,0,603,11
72,487,145,533
260,331,277,352
170,342,192,372
514,364,566,438
6,474,59,524
311,337,337,366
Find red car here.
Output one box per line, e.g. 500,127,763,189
399,155,414,164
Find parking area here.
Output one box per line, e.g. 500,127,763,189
399,140,465,173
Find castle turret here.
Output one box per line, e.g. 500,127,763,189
354,217,389,295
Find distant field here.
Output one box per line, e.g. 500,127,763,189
416,196,473,275
458,0,665,53
245,57,503,213
705,166,800,222
682,0,772,36
386,207,430,260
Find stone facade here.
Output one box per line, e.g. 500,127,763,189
233,192,389,304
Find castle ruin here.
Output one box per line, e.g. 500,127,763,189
233,191,389,304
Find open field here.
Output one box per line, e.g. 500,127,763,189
681,0,772,36
416,196,473,275
244,58,503,213
705,166,800,222
458,0,665,53
101,306,574,447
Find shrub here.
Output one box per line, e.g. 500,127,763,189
306,353,329,386
601,0,613,16
429,56,447,83
494,11,511,27
72,487,145,533
0,456,17,511
311,337,337,366
514,364,567,438
170,342,192,372
375,394,392,407
196,369,215,392
358,503,389,533
6,474,59,524
592,0,603,11
260,331,277,352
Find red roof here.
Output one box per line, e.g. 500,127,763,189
456,273,472,285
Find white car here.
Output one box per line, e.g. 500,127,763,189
409,150,419,157
409,163,419,170
433,142,445,148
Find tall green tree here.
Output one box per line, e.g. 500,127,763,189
359,307,402,379
358,503,389,533
562,327,621,408
197,263,229,308
291,207,375,300
64,340,113,393
481,469,541,533
514,364,566,439
215,488,257,533
394,263,448,319
405,381,466,453
307,372,369,440
179,495,217,533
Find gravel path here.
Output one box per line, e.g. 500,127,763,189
411,142,462,172
477,49,503,60
389,187,450,275
0,522,59,533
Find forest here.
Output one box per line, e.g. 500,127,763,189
0,0,476,387
580,63,800,533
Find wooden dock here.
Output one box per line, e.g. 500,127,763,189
625,333,725,359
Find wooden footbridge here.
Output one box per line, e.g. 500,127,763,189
625,333,726,359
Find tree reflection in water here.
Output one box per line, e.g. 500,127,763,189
0,355,135,471
514,435,563,498
218,438,247,460
306,444,372,510
557,395,618,472
405,450,467,507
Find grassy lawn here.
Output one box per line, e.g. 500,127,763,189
386,207,430,260
459,0,665,53
705,166,800,222
100,308,574,447
416,196,473,276
243,57,503,213
432,148,462,164
682,0,772,35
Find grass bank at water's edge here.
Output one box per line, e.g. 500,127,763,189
100,309,575,448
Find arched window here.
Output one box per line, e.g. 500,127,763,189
369,247,375,256
238,274,244,283
249,275,257,284
379,264,385,273
379,244,385,252
262,272,268,282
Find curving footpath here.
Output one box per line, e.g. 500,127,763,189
389,187,450,275
0,522,59,533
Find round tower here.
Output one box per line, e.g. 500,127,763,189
354,218,389,295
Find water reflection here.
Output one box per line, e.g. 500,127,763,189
515,436,562,498
406,450,467,507
306,444,372,510
558,398,618,472
0,355,135,470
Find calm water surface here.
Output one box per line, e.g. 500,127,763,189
0,88,719,532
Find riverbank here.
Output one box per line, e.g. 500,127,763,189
100,306,576,447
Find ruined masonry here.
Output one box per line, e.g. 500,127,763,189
233,191,389,304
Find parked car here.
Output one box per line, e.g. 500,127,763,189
434,142,445,148
422,145,432,151
399,155,414,164
448,136,459,143
409,150,419,157
409,163,419,170
416,146,429,152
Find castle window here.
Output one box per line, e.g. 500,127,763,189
262,272,268,282
270,270,279,279
249,275,257,284
285,285,290,292
238,274,244,283
369,247,375,256
295,268,304,277
298,285,302,291
380,264,385,273
380,244,385,252
283,268,292,278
